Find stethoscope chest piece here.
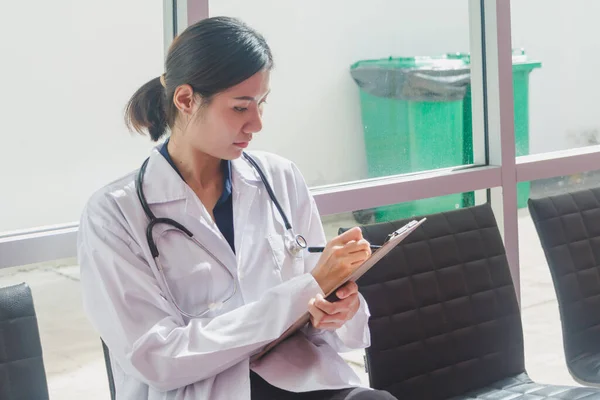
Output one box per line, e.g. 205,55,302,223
285,231,307,257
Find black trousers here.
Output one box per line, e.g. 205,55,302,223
250,371,397,400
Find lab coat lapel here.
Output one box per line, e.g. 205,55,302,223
231,156,261,265
182,194,238,274
143,148,237,273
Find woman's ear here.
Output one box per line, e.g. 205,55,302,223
173,84,197,115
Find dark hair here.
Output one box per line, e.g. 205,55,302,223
125,16,273,141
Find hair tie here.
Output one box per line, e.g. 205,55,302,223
159,74,166,88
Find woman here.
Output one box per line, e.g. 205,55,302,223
78,16,397,400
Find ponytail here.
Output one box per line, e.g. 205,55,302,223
124,76,168,141
124,17,273,142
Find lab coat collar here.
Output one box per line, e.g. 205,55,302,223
141,148,262,205
231,153,262,185
142,148,188,205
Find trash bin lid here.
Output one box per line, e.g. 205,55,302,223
350,56,471,102
351,55,468,71
511,48,542,71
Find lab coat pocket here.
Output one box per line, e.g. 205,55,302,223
267,234,305,281
154,229,233,316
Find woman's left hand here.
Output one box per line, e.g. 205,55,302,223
308,281,360,331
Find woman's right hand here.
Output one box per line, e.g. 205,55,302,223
310,227,372,295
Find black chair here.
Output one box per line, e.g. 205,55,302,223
528,188,600,387
341,204,600,399
0,283,50,399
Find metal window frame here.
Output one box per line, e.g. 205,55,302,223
516,145,600,183
2,0,600,303
164,0,209,50
313,166,501,216
480,0,521,292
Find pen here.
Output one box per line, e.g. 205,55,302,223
307,245,382,253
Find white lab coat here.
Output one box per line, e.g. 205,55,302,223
77,148,371,400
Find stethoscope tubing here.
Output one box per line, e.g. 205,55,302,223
136,152,306,318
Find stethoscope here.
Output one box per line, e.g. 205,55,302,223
136,152,307,318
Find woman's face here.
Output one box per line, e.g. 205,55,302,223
173,69,271,161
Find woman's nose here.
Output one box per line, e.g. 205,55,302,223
243,108,263,134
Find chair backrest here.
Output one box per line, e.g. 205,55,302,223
528,188,600,362
344,204,525,399
0,283,50,400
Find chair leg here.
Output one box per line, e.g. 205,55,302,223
102,340,117,400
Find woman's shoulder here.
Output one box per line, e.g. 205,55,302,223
80,169,139,227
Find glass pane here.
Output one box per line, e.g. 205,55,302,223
512,2,600,156
0,1,163,233
519,171,600,385
211,1,480,187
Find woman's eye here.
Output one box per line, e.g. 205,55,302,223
234,106,248,112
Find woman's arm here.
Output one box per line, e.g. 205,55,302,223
289,163,372,352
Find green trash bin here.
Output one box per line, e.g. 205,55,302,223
448,49,541,208
350,56,471,222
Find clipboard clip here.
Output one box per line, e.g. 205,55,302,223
383,220,420,244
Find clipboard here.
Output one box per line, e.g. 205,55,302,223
250,217,427,362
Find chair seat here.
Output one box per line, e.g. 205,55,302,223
454,373,600,399
570,353,600,387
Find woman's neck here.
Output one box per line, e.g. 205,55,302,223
167,136,222,190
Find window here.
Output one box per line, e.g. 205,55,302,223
0,0,164,234
210,0,482,187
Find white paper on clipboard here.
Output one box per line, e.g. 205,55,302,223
250,217,427,362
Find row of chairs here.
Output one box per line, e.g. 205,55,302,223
1,188,599,399
348,189,600,399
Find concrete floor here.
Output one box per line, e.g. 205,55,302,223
0,209,581,399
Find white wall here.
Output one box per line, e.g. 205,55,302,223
511,0,600,153
0,0,163,232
